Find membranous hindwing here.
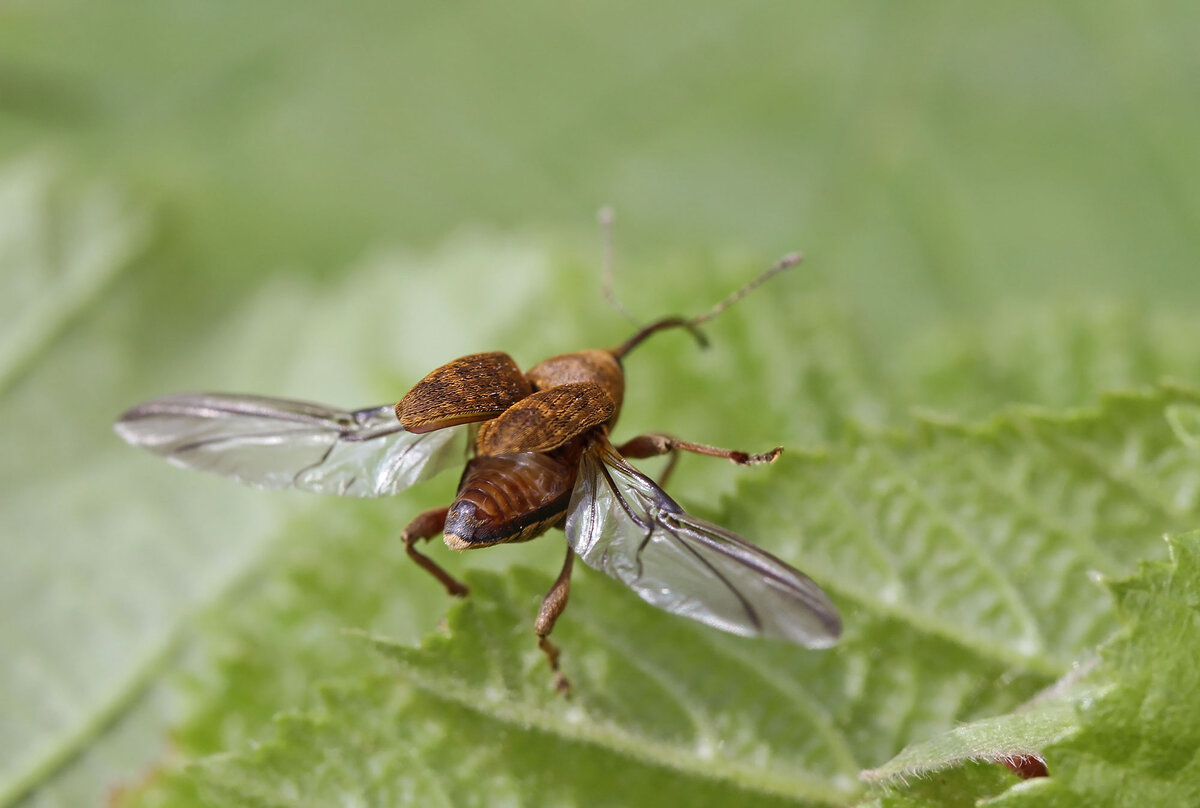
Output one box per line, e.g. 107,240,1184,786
115,394,471,497
565,437,841,647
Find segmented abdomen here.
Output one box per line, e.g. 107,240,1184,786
443,452,577,548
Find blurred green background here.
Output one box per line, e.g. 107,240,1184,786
3,1,1200,805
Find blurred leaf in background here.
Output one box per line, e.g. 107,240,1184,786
3,1,1200,806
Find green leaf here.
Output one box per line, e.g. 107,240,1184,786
0,157,163,807
0,213,564,808
863,533,1200,806
861,672,1102,786
7,4,1200,803
0,155,150,393
173,384,1200,806
893,302,1200,422
729,384,1200,676
195,674,809,808
189,567,996,807
870,763,1026,808
1166,403,1200,451
12,191,1200,805
985,533,1200,808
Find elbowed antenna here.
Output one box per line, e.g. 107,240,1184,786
610,252,803,360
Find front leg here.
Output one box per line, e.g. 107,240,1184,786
534,544,575,694
401,505,469,597
615,433,782,488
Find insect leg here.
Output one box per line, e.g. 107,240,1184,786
401,506,469,597
534,544,575,693
614,433,782,487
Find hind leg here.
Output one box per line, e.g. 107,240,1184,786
534,544,575,694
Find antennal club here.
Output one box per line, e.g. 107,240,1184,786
611,252,803,359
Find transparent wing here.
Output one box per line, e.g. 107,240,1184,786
114,393,470,497
565,437,841,647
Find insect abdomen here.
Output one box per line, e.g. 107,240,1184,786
443,453,577,549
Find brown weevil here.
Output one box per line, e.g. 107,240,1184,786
115,253,841,691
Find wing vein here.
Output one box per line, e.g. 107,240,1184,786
565,436,839,647
658,515,764,632
115,393,469,497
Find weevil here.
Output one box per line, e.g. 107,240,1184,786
115,253,841,691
